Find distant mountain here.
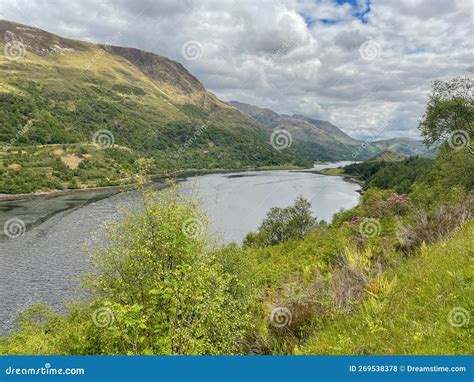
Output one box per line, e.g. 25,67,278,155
0,19,432,195
367,150,407,162
371,138,434,157
230,101,430,160
290,115,357,144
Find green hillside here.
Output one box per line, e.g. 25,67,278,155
300,221,473,354
0,20,305,194
230,101,429,160
1,142,472,355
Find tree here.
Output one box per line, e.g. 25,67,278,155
244,196,317,246
418,77,473,145
82,185,252,354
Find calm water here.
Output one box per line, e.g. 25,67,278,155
0,169,360,334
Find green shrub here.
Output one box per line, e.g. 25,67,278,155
243,196,317,247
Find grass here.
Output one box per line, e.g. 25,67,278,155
299,220,474,355
319,168,345,175
0,144,147,193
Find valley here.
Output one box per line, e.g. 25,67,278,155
0,20,429,195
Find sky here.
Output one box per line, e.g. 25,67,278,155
0,0,472,139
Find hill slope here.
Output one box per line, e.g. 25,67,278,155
0,19,430,194
0,19,302,194
301,220,473,355
230,100,429,159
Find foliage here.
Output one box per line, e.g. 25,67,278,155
396,194,473,251
1,75,473,356
1,186,254,355
243,196,317,247
299,221,474,355
0,41,314,195
418,77,473,145
344,157,434,194
0,144,145,193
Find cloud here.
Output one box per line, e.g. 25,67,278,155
0,0,471,139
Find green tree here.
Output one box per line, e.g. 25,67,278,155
244,196,317,247
82,185,252,354
418,77,473,145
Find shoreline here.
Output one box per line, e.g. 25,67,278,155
0,165,302,202
0,165,363,202
292,168,364,184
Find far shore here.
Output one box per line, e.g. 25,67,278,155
0,164,364,202
0,165,304,202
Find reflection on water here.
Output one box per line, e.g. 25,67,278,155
0,190,119,238
180,170,360,243
0,170,360,334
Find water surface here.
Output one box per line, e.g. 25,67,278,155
0,170,360,333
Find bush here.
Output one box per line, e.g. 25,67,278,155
396,194,473,250
243,196,317,247
2,186,254,355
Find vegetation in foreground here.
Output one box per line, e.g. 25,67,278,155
0,79,472,355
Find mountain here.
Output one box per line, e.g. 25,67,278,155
367,150,407,162
230,101,429,160
230,100,373,160
371,138,433,157
0,20,429,193
0,19,306,193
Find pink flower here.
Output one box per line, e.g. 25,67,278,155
349,216,361,225
388,193,407,203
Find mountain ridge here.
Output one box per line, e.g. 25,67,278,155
229,100,429,158
0,19,430,194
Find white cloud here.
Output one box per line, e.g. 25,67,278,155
0,0,471,139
